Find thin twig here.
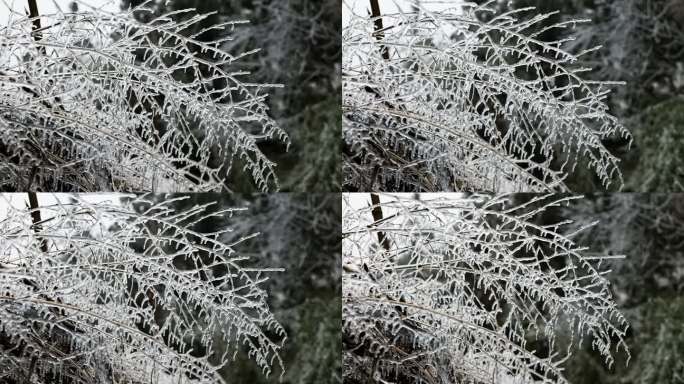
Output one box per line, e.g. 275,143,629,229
370,193,390,251
27,0,45,53
27,192,48,254
369,0,389,60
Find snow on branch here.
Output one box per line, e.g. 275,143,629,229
0,0,288,192
0,194,285,383
343,1,631,191
343,193,629,383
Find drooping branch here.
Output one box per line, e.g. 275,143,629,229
343,3,630,191
343,194,630,383
1,2,288,192
0,195,286,382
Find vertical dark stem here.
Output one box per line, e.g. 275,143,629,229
27,0,44,47
369,0,389,60
370,193,390,251
28,192,48,254
22,2,57,360
27,0,40,26
367,1,386,191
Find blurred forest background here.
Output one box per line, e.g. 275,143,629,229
514,193,684,383
128,193,342,383
119,0,341,192
472,0,684,191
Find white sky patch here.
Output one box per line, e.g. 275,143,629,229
0,193,125,266
343,0,464,66
343,0,462,28
0,192,122,206
343,193,466,270
0,0,123,71
0,193,124,226
0,193,123,218
345,192,461,212
0,0,120,27
345,193,463,233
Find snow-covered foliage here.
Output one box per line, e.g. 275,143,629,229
342,1,631,192
0,194,285,383
342,193,629,383
119,0,341,192
0,1,288,192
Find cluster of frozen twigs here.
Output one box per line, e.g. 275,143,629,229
0,0,288,192
342,193,629,383
342,1,631,191
0,194,285,384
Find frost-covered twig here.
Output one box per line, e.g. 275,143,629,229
0,0,288,192
343,193,629,383
0,194,285,384
343,1,631,192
